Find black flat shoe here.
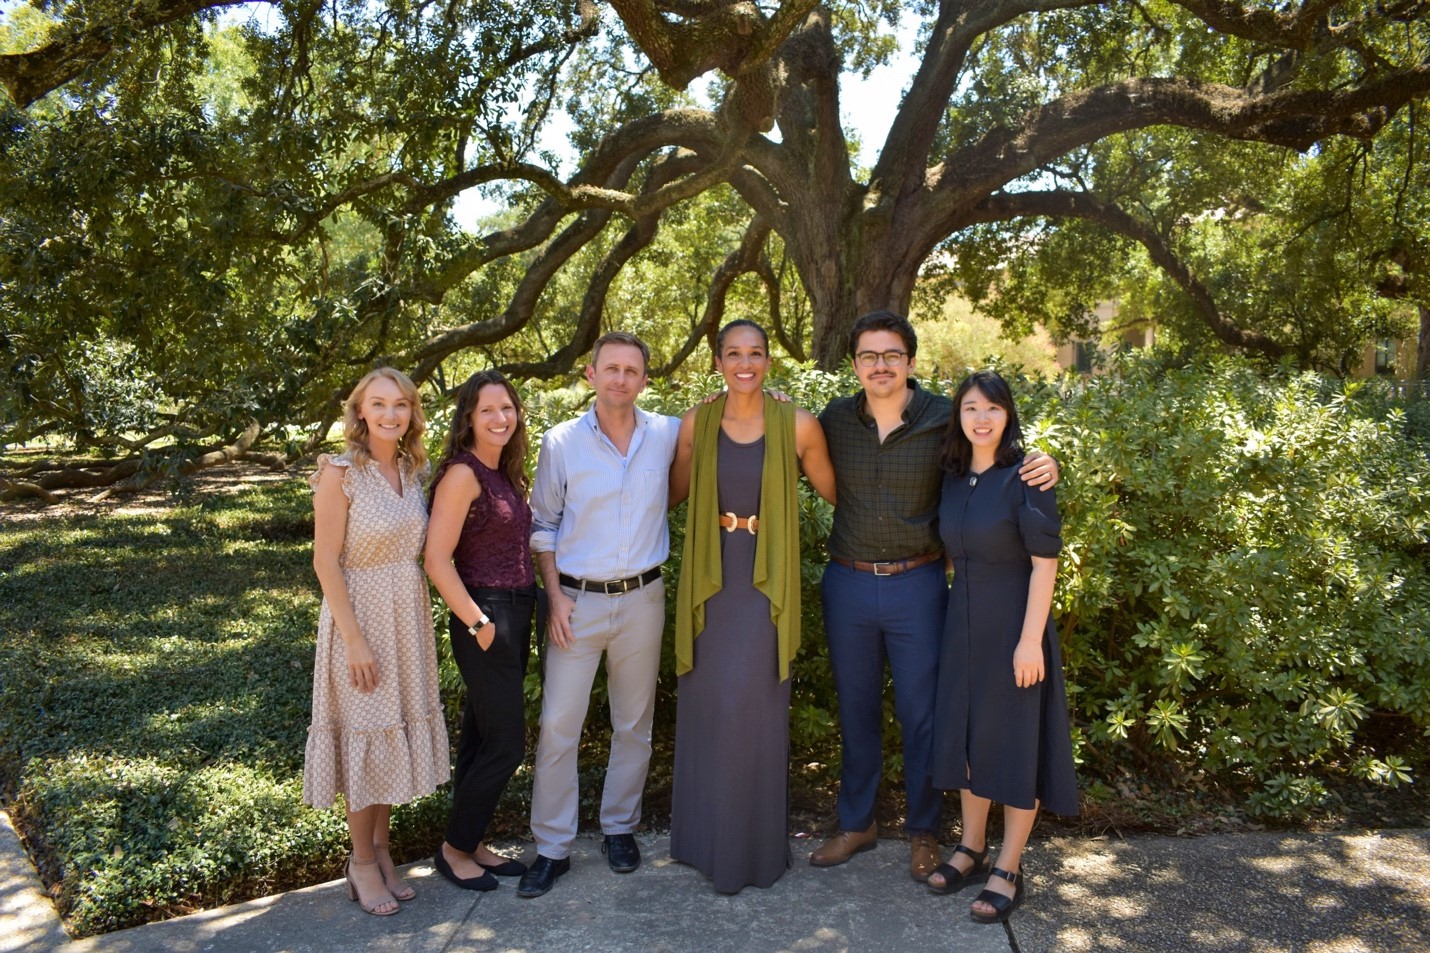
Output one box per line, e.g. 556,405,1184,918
602,833,640,873
433,845,498,892
480,857,528,877
970,866,1025,923
927,844,990,895
516,855,570,898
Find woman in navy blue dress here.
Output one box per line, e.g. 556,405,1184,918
925,370,1078,924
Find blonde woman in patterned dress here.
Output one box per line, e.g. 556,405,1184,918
304,367,450,916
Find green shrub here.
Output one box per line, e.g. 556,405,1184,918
1021,355,1430,817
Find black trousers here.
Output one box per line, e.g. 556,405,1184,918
445,584,535,852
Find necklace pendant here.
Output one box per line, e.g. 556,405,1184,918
968,475,978,487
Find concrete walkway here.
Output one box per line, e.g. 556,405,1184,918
5,823,1430,952
0,813,67,953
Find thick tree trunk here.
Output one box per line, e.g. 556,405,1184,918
805,219,920,370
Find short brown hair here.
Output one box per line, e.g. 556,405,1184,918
848,310,918,360
591,331,651,372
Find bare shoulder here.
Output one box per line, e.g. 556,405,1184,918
433,459,481,499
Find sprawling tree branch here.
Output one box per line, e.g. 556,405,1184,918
919,69,1430,253
874,0,1092,198
8,421,262,501
1170,0,1349,49
972,189,1289,357
0,0,254,107
402,151,711,382
654,215,772,375
609,0,816,88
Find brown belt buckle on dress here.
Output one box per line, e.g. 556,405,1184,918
720,512,759,535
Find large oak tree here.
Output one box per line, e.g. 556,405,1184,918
2,0,1428,492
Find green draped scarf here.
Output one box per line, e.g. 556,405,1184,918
674,394,801,681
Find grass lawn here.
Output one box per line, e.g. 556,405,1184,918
0,465,459,935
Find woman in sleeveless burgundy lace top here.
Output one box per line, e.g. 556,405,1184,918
424,370,538,890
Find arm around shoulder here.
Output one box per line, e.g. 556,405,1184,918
1018,449,1061,490
794,408,836,505
668,407,699,507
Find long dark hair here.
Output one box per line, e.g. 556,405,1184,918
940,370,1024,476
439,370,530,495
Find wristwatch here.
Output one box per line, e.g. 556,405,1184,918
467,613,490,636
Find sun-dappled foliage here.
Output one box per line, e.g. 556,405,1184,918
4,1,1430,495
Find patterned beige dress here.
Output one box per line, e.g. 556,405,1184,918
303,453,450,812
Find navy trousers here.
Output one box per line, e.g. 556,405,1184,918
820,559,947,835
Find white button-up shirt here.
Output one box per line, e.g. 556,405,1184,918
529,405,681,581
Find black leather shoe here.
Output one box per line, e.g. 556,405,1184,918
433,845,498,892
602,833,640,873
516,855,570,898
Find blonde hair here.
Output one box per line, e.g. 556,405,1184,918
342,367,429,474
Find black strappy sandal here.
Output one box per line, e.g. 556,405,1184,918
970,865,1025,923
926,844,991,895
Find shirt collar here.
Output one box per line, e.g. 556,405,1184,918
581,404,649,433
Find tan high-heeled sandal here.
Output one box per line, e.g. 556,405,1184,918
373,845,416,901
345,855,399,916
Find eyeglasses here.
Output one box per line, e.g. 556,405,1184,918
854,350,908,368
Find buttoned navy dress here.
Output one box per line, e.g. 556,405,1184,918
929,459,1079,815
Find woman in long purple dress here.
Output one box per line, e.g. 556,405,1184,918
925,370,1078,924
667,320,836,893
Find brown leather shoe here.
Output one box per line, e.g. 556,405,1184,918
809,822,878,867
909,832,941,882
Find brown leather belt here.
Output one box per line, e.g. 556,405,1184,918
831,551,942,576
719,512,759,534
558,566,661,595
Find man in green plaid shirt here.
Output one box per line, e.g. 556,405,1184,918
808,310,1059,883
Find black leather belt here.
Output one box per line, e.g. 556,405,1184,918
558,566,661,595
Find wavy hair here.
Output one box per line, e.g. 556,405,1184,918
437,370,530,495
940,370,1024,476
342,366,428,474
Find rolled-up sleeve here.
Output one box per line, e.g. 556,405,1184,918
529,431,565,554
1019,482,1062,558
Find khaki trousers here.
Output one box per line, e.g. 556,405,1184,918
529,578,665,859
